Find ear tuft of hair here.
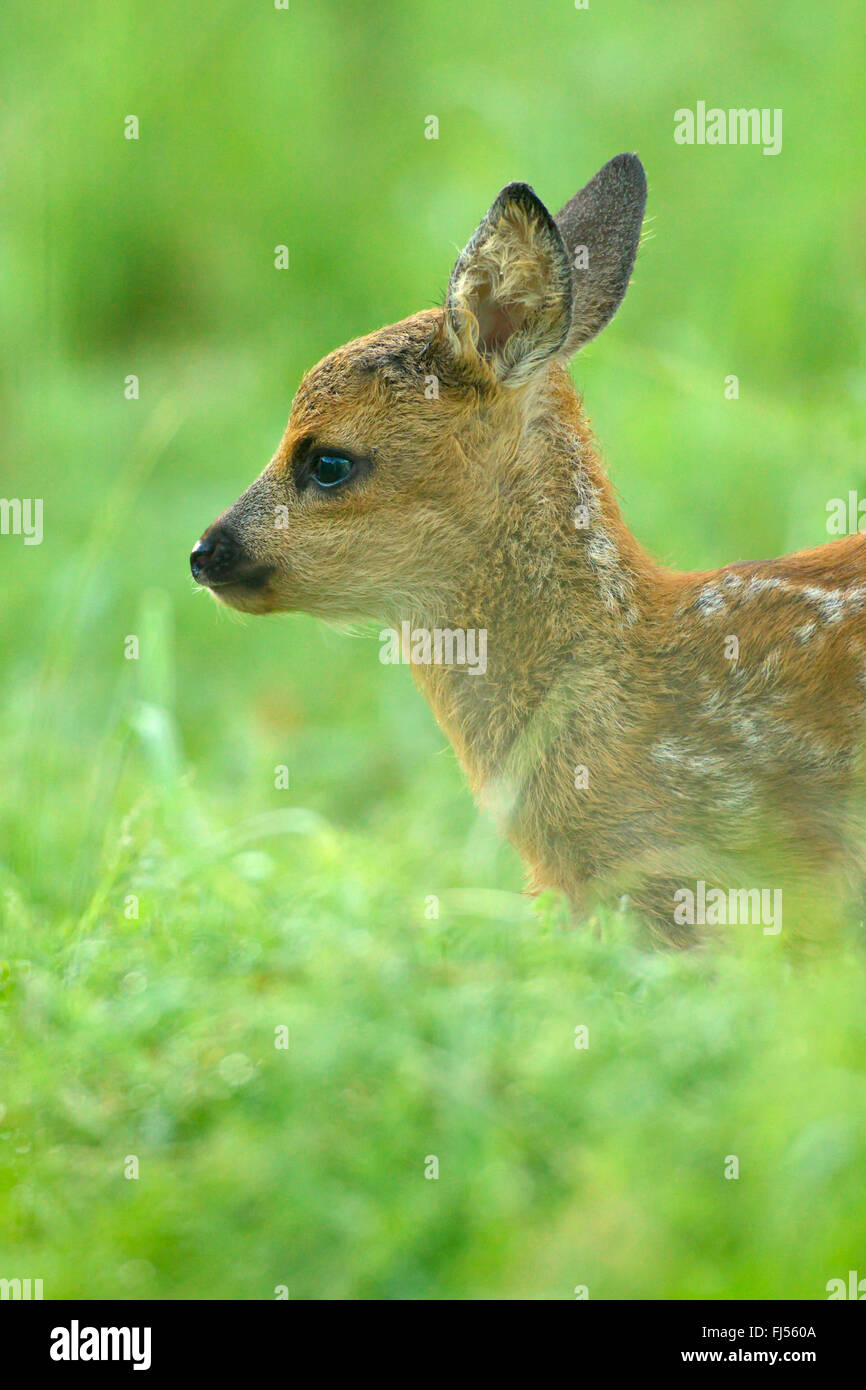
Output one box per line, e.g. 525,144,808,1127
445,181,574,386
554,152,647,355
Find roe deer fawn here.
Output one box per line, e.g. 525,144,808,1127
191,154,866,943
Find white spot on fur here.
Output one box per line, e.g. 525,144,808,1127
583,523,638,622
746,576,784,596
731,713,762,747
695,585,727,615
802,585,845,623
650,739,724,774
759,649,781,681
727,573,866,629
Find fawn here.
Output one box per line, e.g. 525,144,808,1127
191,154,866,942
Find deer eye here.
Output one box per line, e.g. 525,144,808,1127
310,452,356,489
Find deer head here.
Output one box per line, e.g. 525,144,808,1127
190,155,647,626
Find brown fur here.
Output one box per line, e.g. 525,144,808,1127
192,157,866,942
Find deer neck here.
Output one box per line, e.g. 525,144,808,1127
408,376,662,801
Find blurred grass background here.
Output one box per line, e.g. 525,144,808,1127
1,0,865,1299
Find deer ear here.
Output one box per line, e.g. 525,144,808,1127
554,153,646,356
445,183,573,386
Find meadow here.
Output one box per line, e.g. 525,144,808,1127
0,0,865,1298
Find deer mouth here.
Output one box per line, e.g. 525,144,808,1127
195,565,274,593
201,571,279,615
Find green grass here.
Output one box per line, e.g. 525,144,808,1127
1,0,865,1298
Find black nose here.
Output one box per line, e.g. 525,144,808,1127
190,526,241,585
